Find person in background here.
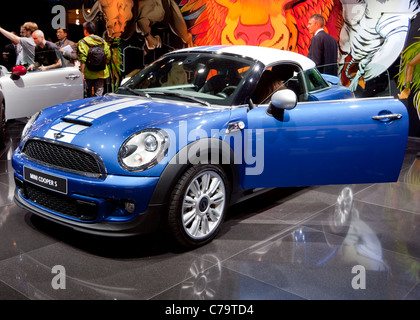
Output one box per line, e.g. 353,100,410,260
28,29,62,71
306,14,338,76
0,22,38,67
1,32,18,70
398,51,420,100
78,21,111,97
55,28,78,67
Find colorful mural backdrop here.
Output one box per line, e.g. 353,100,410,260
84,0,420,134
397,11,420,137
82,0,193,50
179,0,419,93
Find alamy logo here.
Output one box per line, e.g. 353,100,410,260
51,5,66,30
351,265,366,290
51,265,66,290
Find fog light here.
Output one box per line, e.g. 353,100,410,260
124,200,136,214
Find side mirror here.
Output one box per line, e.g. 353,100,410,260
267,89,297,121
11,65,27,80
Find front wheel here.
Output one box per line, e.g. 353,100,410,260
167,165,230,248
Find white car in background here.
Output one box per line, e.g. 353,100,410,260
0,64,83,147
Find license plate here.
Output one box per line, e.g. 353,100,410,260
23,166,68,194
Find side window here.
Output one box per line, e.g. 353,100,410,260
252,63,303,104
271,64,303,102
304,69,329,92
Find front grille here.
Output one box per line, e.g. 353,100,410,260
18,180,97,221
22,139,103,176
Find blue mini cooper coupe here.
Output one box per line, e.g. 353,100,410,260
12,45,408,248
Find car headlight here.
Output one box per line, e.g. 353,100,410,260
21,111,41,139
118,128,169,171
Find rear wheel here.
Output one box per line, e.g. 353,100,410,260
167,165,230,248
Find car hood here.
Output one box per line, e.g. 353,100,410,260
27,95,232,175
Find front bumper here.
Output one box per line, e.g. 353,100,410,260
13,152,165,236
14,189,164,236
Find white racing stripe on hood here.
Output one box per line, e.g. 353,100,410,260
45,124,87,142
50,122,74,132
44,97,148,143
65,97,133,119
79,99,149,122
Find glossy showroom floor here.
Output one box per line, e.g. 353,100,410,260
0,119,419,300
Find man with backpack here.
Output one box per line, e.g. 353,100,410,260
78,21,111,97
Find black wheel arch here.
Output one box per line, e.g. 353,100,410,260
149,137,241,208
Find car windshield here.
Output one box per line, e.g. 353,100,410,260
117,52,256,106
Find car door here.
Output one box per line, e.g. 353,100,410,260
4,66,83,120
241,97,408,188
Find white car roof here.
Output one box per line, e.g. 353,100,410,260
175,45,316,71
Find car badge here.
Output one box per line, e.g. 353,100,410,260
54,132,64,139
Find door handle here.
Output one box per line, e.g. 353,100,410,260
66,74,80,80
372,113,402,121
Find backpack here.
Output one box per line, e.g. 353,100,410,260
81,36,107,71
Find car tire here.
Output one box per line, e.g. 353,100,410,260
323,186,353,236
167,164,230,248
0,100,6,149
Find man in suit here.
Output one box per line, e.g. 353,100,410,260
307,14,338,76
2,35,17,70
55,28,78,67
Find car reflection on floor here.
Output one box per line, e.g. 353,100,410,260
0,119,419,300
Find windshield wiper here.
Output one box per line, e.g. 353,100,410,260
117,87,150,98
144,91,211,107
